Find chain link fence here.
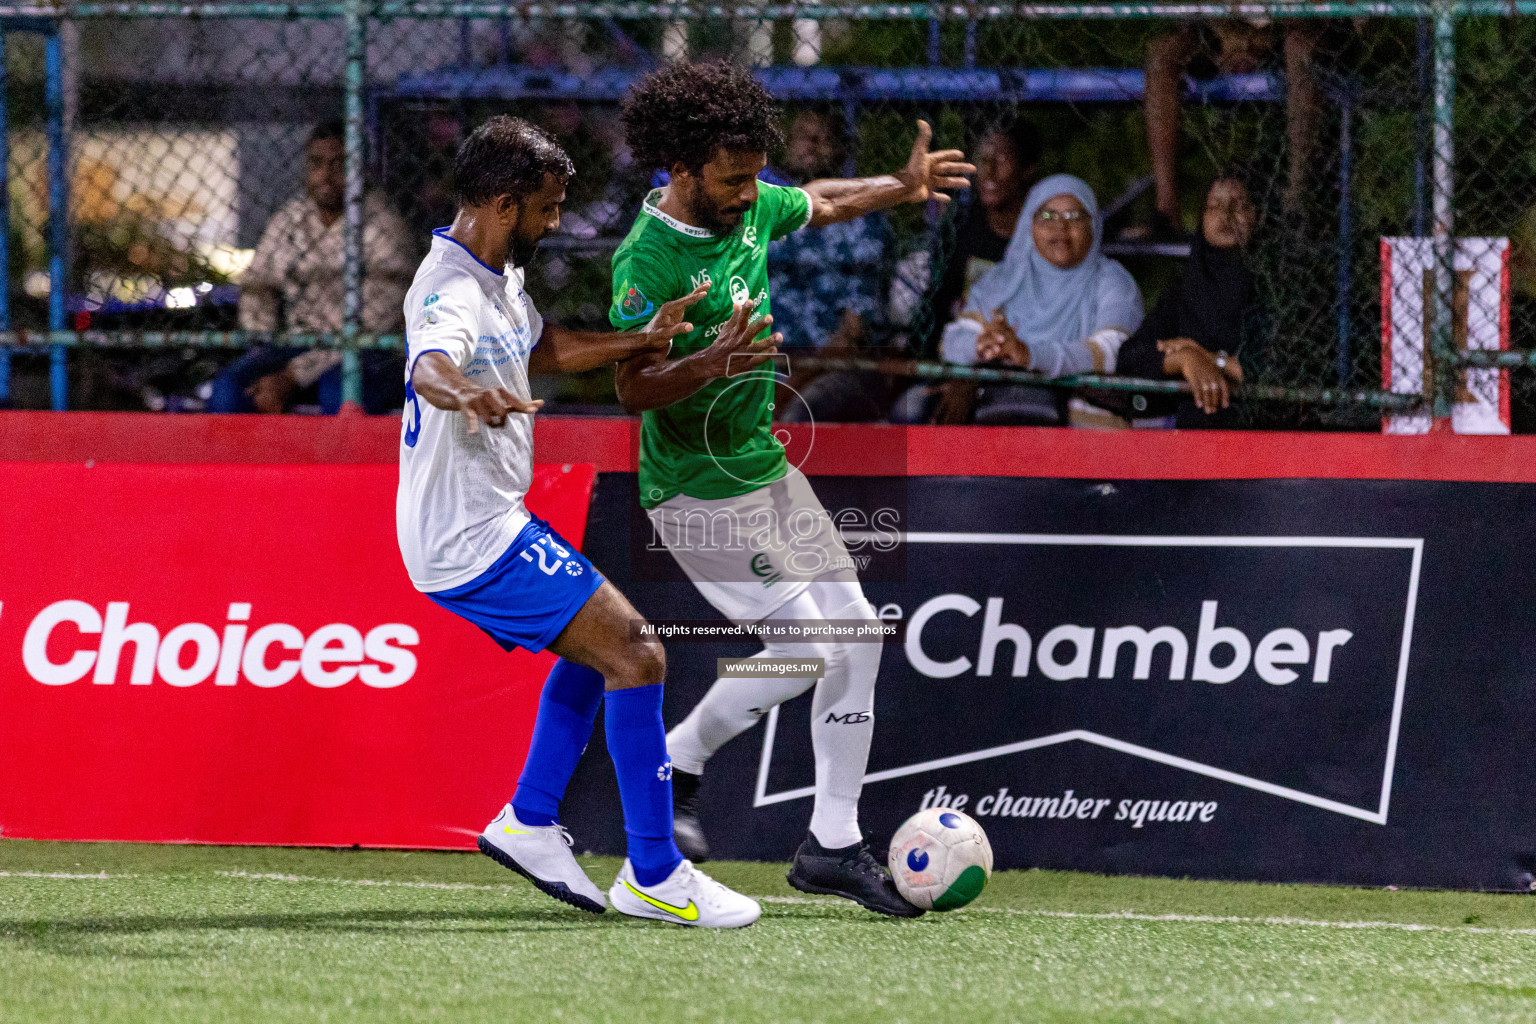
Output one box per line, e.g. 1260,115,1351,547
0,2,1517,428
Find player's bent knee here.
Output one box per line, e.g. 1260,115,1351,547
609,637,666,690
638,639,667,688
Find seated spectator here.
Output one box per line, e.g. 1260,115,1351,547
1141,20,1319,236
1117,175,1257,428
891,116,1042,424
768,108,891,423
212,122,415,414
925,174,1143,425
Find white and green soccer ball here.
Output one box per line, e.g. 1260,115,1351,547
887,807,993,911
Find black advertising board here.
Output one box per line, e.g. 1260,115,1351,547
560,471,1536,891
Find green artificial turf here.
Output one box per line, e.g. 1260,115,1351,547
5,839,1536,1023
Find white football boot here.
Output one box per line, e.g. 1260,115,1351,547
477,804,606,913
608,857,761,928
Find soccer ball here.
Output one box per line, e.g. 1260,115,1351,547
887,807,993,911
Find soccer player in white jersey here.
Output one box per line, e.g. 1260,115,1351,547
397,115,765,927
609,63,973,917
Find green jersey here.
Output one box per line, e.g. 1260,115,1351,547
610,183,812,508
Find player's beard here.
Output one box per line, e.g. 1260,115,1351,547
508,235,541,270
688,188,750,235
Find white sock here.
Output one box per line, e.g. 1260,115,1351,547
665,578,882,851
666,590,827,776
805,580,881,849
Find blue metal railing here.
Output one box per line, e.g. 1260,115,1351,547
44,21,65,410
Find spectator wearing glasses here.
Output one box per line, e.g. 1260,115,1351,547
1117,174,1258,427
935,174,1143,425
891,117,1042,424
211,121,416,414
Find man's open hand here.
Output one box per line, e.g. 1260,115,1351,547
640,280,710,356
459,386,544,434
693,301,781,380
897,120,976,206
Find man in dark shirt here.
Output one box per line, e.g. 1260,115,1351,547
894,116,1042,423
768,108,892,423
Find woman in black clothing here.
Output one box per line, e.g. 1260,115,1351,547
1117,175,1258,428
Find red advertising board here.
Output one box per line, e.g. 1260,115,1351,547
7,411,1536,863
0,460,595,848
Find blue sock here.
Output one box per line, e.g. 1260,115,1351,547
604,683,683,886
511,658,605,827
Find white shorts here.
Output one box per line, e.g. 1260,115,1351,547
646,468,858,625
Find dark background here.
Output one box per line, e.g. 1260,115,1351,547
560,472,1536,891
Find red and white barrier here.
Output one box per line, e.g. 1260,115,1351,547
1380,236,1511,435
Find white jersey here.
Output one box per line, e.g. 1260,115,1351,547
396,229,544,592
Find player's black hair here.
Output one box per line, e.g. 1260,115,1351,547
452,115,575,208
988,115,1044,173
622,60,784,173
308,120,346,147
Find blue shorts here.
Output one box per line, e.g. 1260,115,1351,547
426,518,604,654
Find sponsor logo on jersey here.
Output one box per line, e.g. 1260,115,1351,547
742,226,759,250
656,761,673,782
618,281,654,321
424,292,439,306
728,276,752,306
825,710,873,725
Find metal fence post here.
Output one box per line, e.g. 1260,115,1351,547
1414,16,1430,237
1335,84,1354,389
0,19,10,409
341,0,366,411
44,21,66,410
1430,0,1456,420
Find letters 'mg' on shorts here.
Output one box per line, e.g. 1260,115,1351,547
425,517,604,654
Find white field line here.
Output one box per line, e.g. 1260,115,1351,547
763,894,1536,936
0,870,130,880
217,870,521,892
6,870,1536,938
978,907,1536,937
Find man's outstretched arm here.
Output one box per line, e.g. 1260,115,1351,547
411,352,544,434
529,282,711,376
803,120,974,229
528,325,671,376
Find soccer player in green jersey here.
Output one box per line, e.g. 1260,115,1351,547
608,61,974,917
